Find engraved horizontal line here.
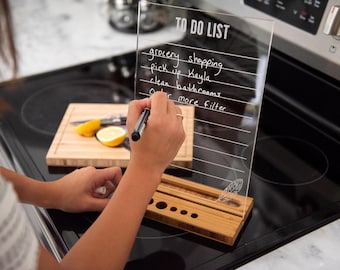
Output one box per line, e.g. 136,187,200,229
141,51,257,77
137,90,253,120
177,100,252,119
195,118,251,134
140,65,256,91
141,39,260,61
195,131,249,147
135,92,253,134
194,144,247,160
193,157,245,174
133,92,252,134
168,164,235,184
208,78,256,91
180,58,257,76
168,41,260,61
139,78,256,106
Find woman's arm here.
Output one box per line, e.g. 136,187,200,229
38,92,185,269
35,163,162,270
0,167,61,208
0,164,122,212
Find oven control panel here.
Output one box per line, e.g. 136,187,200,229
244,0,328,35
192,0,340,81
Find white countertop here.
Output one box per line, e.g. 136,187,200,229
239,219,340,270
5,0,340,269
3,0,183,81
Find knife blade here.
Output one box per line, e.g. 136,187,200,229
71,116,127,126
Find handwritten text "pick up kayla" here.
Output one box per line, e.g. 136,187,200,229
175,17,231,40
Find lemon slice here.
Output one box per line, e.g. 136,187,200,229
96,126,127,147
73,119,101,137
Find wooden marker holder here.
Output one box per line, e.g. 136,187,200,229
146,174,254,245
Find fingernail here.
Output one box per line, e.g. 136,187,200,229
95,186,106,195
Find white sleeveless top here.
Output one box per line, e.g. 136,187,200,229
0,176,39,270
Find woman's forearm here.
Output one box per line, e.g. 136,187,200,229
0,166,58,208
59,163,161,269
0,161,163,269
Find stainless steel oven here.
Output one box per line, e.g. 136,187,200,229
196,0,340,81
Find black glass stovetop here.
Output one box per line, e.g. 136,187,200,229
1,48,339,269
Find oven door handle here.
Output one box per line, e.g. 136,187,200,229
265,83,340,140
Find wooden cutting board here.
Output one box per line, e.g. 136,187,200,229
46,103,194,168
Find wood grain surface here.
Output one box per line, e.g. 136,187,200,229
46,103,194,168
147,174,254,245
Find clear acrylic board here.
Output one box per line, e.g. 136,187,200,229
135,2,274,220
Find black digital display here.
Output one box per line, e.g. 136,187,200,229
244,0,328,34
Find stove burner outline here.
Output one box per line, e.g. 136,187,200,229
244,136,329,187
20,80,132,136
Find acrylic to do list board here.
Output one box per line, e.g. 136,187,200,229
135,2,274,217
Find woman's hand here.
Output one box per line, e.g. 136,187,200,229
53,166,122,212
0,166,122,213
126,92,185,179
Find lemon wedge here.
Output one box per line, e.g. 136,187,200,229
96,126,127,147
73,119,101,137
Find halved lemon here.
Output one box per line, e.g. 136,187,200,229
96,126,127,147
73,119,101,137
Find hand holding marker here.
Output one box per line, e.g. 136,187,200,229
94,108,150,195
94,103,182,195
131,108,151,141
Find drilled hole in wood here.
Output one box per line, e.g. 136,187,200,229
191,213,198,218
149,198,154,204
180,210,187,215
156,201,167,209
170,207,177,212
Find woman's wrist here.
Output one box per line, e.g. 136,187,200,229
25,180,60,209
124,160,163,191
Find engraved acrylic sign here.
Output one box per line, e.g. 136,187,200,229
134,2,274,241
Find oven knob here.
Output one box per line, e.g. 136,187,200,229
323,5,340,36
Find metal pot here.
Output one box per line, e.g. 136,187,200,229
108,0,173,33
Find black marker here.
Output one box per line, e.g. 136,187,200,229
131,108,150,141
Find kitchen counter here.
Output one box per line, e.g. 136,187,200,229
3,0,184,81
4,0,340,269
239,219,340,270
